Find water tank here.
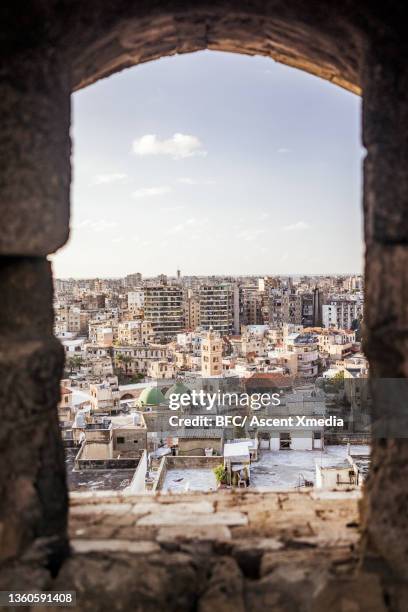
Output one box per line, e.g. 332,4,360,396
132,412,141,426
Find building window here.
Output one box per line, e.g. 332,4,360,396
116,436,125,444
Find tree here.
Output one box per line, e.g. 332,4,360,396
116,353,133,379
66,355,83,373
213,464,228,485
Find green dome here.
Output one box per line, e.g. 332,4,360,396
138,386,166,406
164,381,191,399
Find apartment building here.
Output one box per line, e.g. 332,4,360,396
89,377,120,414
144,284,185,340
239,285,264,327
54,305,89,334
199,283,239,335
95,327,113,347
184,290,201,330
286,333,320,378
117,320,154,345
317,329,356,357
125,272,143,288
147,360,175,379
113,345,167,376
285,293,302,325
258,276,280,293
127,289,144,313
322,299,363,329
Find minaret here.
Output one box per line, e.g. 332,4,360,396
201,327,222,377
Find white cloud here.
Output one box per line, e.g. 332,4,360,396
177,177,196,185
132,134,206,159
132,186,171,198
160,205,185,212
92,173,127,185
283,221,310,231
75,219,118,233
166,217,209,235
237,229,266,242
177,177,216,185
167,218,197,234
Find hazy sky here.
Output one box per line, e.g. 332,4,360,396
51,50,364,279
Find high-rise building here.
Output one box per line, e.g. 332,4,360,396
184,290,200,330
125,272,142,288
128,289,145,312
301,293,314,327
144,285,185,340
258,276,280,293
284,293,302,325
199,283,239,335
239,286,264,327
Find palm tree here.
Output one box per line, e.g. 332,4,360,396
117,353,132,377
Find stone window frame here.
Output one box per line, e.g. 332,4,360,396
1,0,407,580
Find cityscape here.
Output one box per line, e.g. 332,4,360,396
56,272,369,495
55,52,367,498
3,5,407,608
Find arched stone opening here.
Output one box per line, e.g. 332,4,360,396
1,0,407,597
70,7,362,95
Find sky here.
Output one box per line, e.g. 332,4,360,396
51,50,364,279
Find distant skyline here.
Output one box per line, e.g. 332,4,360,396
51,51,364,278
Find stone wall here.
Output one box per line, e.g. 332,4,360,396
0,0,407,590
166,456,221,469
0,259,68,569
1,490,398,611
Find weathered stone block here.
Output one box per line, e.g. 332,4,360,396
0,52,70,255
363,243,408,376
71,539,160,554
70,504,133,516
132,500,214,515
198,556,245,612
137,510,248,527
0,337,67,565
0,258,54,339
157,525,232,543
364,148,408,244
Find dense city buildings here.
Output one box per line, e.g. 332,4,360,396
55,272,368,496
54,273,364,355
